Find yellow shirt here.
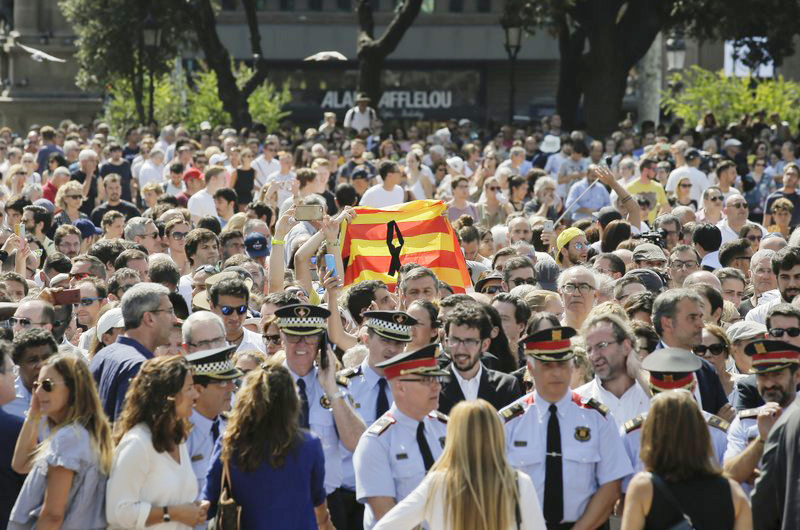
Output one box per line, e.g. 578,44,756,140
626,178,668,224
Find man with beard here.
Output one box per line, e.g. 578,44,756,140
558,266,597,330
667,244,701,288
576,313,649,429
556,227,589,268
746,245,800,324
724,339,800,496
437,304,521,414
334,310,416,530
90,173,140,226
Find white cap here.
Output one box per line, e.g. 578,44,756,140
446,156,464,173
209,153,227,166
723,138,743,149
96,307,124,339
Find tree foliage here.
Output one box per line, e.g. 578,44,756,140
661,66,800,131
103,63,291,138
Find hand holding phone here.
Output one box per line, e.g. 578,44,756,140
324,254,337,278
295,204,324,221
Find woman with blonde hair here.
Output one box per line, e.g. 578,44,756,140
9,354,114,529
106,355,207,529
374,399,545,529
621,390,751,529
220,212,248,234
53,180,87,227
204,362,333,529
3,163,27,196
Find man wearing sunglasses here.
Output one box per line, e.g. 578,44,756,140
276,303,365,527
2,328,57,418
355,343,448,529
208,277,264,354
719,194,765,245
556,227,589,268
123,217,160,255
500,256,536,293
74,277,108,351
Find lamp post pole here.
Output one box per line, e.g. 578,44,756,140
504,24,522,124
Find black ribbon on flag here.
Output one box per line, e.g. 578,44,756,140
386,220,405,277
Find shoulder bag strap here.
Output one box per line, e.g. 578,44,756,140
650,473,695,528
221,456,233,494
514,471,522,530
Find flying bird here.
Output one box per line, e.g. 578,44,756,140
16,42,66,63
304,51,347,61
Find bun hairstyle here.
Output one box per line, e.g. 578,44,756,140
455,215,479,244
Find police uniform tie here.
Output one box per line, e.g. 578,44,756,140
376,377,389,418
297,378,310,429
544,403,563,525
416,422,435,472
211,418,220,443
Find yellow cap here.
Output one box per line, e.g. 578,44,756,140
556,227,585,256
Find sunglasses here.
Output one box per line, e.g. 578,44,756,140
769,327,800,338
263,334,281,345
170,231,188,240
679,183,692,188
511,277,536,286
693,344,727,356
708,196,723,202
728,203,748,209
11,317,46,328
482,285,503,294
78,297,104,307
219,305,247,316
32,379,61,392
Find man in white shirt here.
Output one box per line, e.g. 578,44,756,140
747,246,800,324
360,161,406,208
137,148,164,189
343,94,377,134
208,277,266,354
265,151,296,207
188,166,227,223
717,194,766,244
576,313,650,430
251,137,280,190
665,145,709,204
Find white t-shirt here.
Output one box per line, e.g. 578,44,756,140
359,184,405,208
187,188,216,219
138,160,163,188
266,170,296,206
252,155,280,189
406,166,435,200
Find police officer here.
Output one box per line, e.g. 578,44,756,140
621,348,729,491
185,344,241,529
275,304,366,516
500,327,632,530
335,310,417,530
353,343,449,529
723,339,800,494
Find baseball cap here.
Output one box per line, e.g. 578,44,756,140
73,218,102,238
556,227,584,255
96,307,124,339
684,148,701,160
183,168,204,183
245,233,269,258
623,268,665,292
33,198,55,214
723,138,743,149
633,243,667,263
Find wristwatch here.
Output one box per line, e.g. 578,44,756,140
162,506,171,522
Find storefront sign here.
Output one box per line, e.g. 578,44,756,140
321,90,454,110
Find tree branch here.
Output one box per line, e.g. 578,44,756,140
357,0,376,46
616,0,668,70
240,0,265,59
375,0,423,54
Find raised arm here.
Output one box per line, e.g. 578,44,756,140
594,165,641,228
267,206,297,295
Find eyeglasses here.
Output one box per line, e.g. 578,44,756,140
219,305,247,316
586,340,621,355
561,283,595,295
78,297,104,306
283,333,322,344
769,327,800,338
573,242,588,250
446,336,482,349
692,344,727,356
170,231,188,240
707,196,723,202
11,317,47,328
263,334,281,345
669,260,699,270
187,338,227,350
32,379,61,392
511,277,536,287
728,203,748,210
481,285,503,294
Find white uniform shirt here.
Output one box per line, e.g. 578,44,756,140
501,390,633,524
574,377,650,430
724,408,761,496
354,404,448,530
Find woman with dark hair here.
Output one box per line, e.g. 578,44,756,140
601,220,632,253
9,354,113,530
204,362,333,529
508,175,529,212
106,356,208,529
481,304,518,374
406,299,440,351
621,390,751,529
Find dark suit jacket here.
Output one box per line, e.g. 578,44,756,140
438,363,523,415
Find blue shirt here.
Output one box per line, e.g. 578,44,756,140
0,409,24,529
565,178,611,220
204,431,326,530
89,336,153,422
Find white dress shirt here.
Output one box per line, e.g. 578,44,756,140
574,377,650,430
452,364,483,402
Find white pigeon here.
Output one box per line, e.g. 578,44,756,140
17,42,66,63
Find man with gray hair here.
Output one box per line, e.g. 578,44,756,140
71,148,102,216
740,249,778,316
557,265,598,330
182,311,227,354
123,217,160,255
89,283,177,421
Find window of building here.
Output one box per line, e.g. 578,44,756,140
449,0,463,12
477,0,491,12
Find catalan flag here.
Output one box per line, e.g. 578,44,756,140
339,200,472,293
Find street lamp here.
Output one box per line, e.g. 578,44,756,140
503,21,522,124
665,32,686,72
143,12,162,124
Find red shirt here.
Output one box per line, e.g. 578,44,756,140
42,181,57,203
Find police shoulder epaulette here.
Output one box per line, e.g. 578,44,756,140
428,410,448,424
573,393,609,418
500,402,525,422
707,414,730,433
368,415,395,436
337,365,363,379
624,415,644,433
738,408,760,420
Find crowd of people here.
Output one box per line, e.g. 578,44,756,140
2,109,800,530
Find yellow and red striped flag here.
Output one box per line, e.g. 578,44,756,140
339,200,473,293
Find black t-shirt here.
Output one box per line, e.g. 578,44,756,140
232,168,256,204
90,201,141,226
100,160,133,202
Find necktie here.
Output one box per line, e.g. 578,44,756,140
376,378,389,418
543,403,563,525
416,422,435,472
297,378,310,429
211,418,220,443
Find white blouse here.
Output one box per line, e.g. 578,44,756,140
374,470,546,530
106,423,198,529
